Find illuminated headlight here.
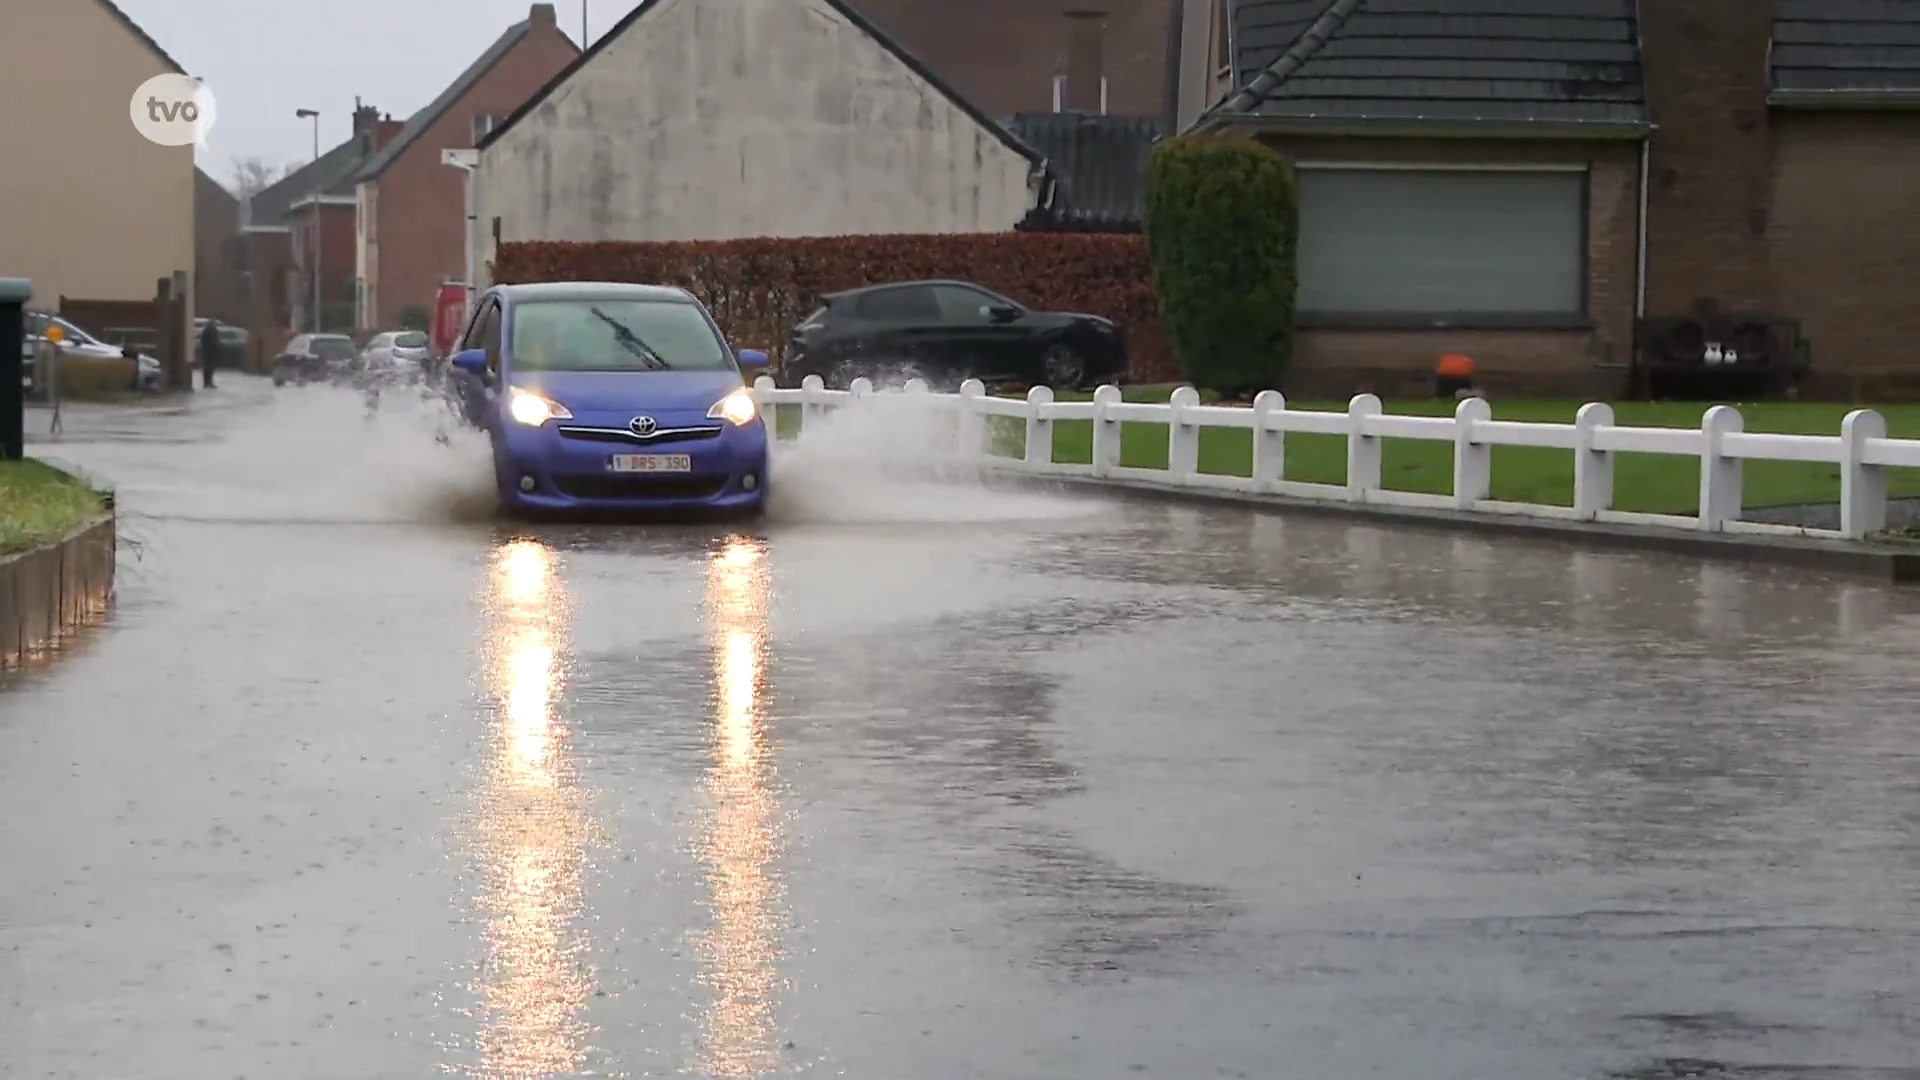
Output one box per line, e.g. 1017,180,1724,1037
508,388,572,426
707,389,757,426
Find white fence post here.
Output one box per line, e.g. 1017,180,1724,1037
1024,385,1053,468
957,378,987,458
1168,386,1200,483
1840,408,1888,540
1452,395,1493,509
1573,402,1614,520
1091,384,1122,477
1251,389,1285,491
1698,405,1743,531
1346,393,1383,501
800,373,827,430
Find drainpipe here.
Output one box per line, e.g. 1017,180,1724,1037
441,149,480,315
1635,136,1650,317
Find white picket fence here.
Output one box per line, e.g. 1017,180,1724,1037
749,374,1920,542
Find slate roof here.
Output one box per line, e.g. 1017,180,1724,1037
1204,0,1649,134
1771,0,1920,106
353,16,576,182
477,0,1045,170
245,137,372,230
1012,113,1164,233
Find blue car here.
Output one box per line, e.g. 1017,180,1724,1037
446,281,771,518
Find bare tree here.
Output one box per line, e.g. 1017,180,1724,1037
229,156,300,200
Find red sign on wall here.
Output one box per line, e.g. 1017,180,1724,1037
432,283,467,358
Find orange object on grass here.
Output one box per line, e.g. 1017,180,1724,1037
1436,353,1474,379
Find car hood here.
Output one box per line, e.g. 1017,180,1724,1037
513,369,744,412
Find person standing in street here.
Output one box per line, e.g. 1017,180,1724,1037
198,319,218,389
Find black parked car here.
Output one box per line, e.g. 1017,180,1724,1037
783,279,1127,390
271,333,359,386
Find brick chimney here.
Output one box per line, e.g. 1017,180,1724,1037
1638,0,1777,316
529,3,557,26
352,95,380,138
1063,10,1108,113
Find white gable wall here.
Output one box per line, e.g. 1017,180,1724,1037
475,0,1037,271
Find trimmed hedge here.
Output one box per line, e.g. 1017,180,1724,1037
1143,135,1298,396
492,234,1175,381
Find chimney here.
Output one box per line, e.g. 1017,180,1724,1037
1638,0,1777,315
352,96,380,138
1063,10,1107,113
529,3,557,26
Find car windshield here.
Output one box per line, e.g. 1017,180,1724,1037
52,318,99,345
393,332,427,348
511,298,732,372
313,337,355,360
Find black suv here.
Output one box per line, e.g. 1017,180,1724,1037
784,279,1127,390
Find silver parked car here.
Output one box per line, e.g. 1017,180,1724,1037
22,310,164,393
361,330,431,371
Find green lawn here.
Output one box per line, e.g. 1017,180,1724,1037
772,389,1920,515
0,459,106,555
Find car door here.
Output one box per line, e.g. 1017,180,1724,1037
926,283,1027,381
469,299,505,428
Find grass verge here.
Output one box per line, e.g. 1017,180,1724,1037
0,460,106,556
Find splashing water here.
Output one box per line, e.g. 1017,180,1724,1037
764,390,1098,525
40,376,1100,529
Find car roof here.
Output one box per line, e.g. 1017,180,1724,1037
822,279,983,301
495,281,696,304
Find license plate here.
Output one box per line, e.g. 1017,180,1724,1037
608,453,691,473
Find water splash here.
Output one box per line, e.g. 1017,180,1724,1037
764,389,1097,526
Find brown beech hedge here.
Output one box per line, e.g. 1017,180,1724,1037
491,233,1174,381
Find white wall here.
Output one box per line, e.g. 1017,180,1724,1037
475,0,1038,266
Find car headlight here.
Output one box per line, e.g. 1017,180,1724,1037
508,388,572,425
708,389,757,426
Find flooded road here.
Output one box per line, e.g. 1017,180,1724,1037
5,379,1920,1079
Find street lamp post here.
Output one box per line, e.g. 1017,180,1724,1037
295,108,321,332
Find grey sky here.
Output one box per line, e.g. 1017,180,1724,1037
115,0,594,187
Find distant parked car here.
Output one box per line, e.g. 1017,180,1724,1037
23,310,163,393
271,333,358,386
783,278,1128,391
361,330,431,372
193,318,250,369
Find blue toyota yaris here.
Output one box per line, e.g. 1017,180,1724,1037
445,282,771,519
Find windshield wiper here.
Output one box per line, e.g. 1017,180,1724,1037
588,306,671,370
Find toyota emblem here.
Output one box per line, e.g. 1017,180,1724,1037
630,415,657,437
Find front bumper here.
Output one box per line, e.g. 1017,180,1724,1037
495,408,770,515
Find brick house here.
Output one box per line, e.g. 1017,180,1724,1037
241,103,403,343
848,0,1178,117
1164,0,1920,400
193,167,244,325
350,3,579,332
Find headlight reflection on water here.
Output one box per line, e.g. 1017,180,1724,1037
694,536,787,1078
468,538,595,1078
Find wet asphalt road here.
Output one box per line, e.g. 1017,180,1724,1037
5,380,1920,1079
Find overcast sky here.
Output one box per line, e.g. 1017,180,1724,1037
115,0,597,188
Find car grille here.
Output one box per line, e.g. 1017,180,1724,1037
555,424,722,446
551,474,728,500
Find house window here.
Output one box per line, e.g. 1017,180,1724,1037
1295,167,1588,324
472,114,497,142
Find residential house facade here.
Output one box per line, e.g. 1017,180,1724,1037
351,3,579,332
471,0,1050,283
194,167,244,325
241,103,403,344
0,0,194,338
1166,0,1920,399
847,0,1179,118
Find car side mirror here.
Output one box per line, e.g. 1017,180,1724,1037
986,304,1020,323
737,348,769,370
449,348,488,376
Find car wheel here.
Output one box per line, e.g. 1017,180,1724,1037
272,372,286,387
1041,343,1087,390
828,359,870,391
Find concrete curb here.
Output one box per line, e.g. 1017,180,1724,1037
0,468,117,670
991,469,1920,584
